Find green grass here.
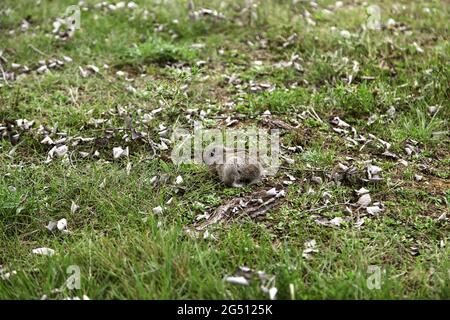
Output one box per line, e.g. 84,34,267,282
0,0,449,299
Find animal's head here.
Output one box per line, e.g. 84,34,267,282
202,144,225,165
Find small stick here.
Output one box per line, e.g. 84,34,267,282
28,44,50,57
308,107,323,123
299,202,348,214
0,64,9,85
69,87,80,108
278,166,327,172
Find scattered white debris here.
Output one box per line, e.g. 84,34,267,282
387,106,396,117
86,65,99,73
191,43,205,49
386,18,396,28
64,295,90,300
16,119,34,130
46,221,57,232
427,106,438,115
71,201,79,214
302,239,318,259
322,191,332,204
261,286,278,300
126,162,132,175
311,176,322,184
357,193,371,208
36,65,49,74
116,70,126,77
412,42,424,53
56,218,67,231
41,135,54,145
330,217,344,227
355,218,365,228
266,188,285,198
340,30,351,39
32,248,55,256
367,165,383,181
239,266,252,273
335,1,344,9
0,266,17,281
46,145,68,163
355,187,370,196
276,190,285,198
152,206,163,214
54,145,68,157
366,205,382,215
367,114,378,125
127,1,138,9
158,141,169,151
113,146,129,159
337,163,349,172
224,276,249,286
331,116,351,128
175,175,183,185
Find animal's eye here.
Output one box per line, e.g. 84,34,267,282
210,152,214,157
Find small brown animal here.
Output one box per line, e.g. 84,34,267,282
203,145,262,187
